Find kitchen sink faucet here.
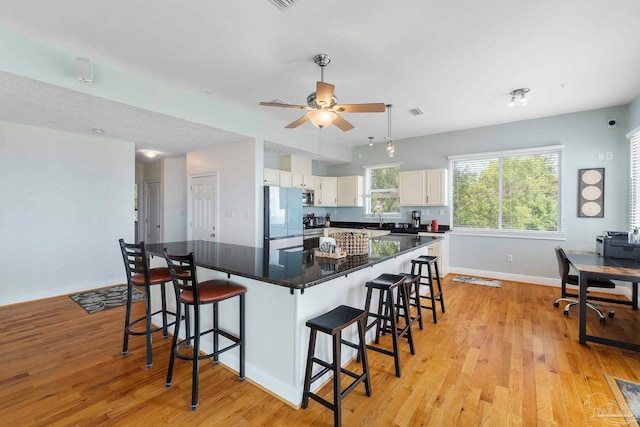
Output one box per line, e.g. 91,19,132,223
376,212,384,228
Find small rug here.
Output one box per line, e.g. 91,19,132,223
70,285,145,314
603,374,640,425
453,275,502,288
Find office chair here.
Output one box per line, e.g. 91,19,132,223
553,246,616,323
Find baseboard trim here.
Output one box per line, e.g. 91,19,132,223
448,267,634,300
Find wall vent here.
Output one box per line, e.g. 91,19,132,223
267,0,300,11
408,107,424,116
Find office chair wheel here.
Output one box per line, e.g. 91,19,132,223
608,312,615,318
563,310,569,317
553,301,560,307
600,317,606,324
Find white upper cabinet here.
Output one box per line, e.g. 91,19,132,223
398,169,448,206
264,168,280,186
337,176,364,207
426,168,448,206
279,170,292,188
315,176,338,207
399,170,427,205
291,173,314,189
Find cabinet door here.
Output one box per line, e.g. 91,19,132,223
320,177,338,207
399,170,427,205
418,232,448,277
279,171,292,188
426,169,448,206
291,172,304,188
337,176,363,207
264,168,279,186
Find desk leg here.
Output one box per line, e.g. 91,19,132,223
578,271,588,345
633,283,638,311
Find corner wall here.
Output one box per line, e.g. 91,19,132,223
0,121,134,305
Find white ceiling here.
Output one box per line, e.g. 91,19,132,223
1,0,640,163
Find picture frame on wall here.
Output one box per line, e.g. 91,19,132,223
577,168,605,218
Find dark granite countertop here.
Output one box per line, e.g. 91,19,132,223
146,234,441,293
328,221,449,234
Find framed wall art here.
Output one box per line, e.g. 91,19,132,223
577,168,604,218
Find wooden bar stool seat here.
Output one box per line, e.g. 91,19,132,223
363,273,414,378
302,305,371,427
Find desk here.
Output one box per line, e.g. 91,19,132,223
564,251,639,351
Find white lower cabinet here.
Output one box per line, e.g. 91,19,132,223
418,232,448,277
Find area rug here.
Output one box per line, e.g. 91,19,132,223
70,285,145,314
452,275,502,288
603,374,640,425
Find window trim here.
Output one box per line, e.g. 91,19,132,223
448,145,564,237
362,162,401,218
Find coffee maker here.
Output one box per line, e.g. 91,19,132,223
411,210,421,229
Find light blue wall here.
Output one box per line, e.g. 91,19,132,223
628,92,640,132
325,106,631,282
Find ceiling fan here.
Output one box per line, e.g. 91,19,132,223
259,54,386,131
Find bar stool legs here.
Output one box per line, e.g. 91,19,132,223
411,256,445,324
302,305,371,427
363,273,414,378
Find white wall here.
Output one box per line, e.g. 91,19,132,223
187,139,261,247
0,121,134,305
161,156,187,242
339,106,630,284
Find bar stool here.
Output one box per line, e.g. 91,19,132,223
363,273,414,377
395,273,423,330
410,255,446,324
119,239,181,369
164,250,246,411
302,305,371,427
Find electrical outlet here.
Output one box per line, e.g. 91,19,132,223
440,209,444,215
606,152,613,160
598,152,605,161
507,254,513,262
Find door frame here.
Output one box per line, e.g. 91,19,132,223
144,180,162,244
188,172,219,241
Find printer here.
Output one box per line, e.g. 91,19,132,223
596,231,640,260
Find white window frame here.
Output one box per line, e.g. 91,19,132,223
628,126,640,229
448,145,564,239
362,162,401,218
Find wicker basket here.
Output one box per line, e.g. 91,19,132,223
329,232,369,255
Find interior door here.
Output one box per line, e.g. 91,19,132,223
146,181,161,244
191,174,217,241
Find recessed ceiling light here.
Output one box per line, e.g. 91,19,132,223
139,150,159,158
91,128,104,133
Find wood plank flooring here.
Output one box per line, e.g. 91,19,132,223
1,278,639,426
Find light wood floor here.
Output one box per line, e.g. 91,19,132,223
1,277,639,426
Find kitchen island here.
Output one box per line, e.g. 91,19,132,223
146,234,442,406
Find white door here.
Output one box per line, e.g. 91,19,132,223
146,181,161,244
191,174,217,241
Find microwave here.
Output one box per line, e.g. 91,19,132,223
303,191,314,206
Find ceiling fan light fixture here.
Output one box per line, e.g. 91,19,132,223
368,136,374,146
307,109,337,128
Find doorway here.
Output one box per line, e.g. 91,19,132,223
145,181,161,244
190,174,218,241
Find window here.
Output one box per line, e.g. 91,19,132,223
449,145,562,235
364,164,399,216
629,131,640,229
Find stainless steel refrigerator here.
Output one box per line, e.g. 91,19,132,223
264,186,303,250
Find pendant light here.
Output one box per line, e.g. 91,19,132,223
385,104,395,158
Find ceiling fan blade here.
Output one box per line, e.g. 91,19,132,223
259,102,309,110
285,115,310,129
316,82,335,107
332,115,355,132
333,103,386,113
